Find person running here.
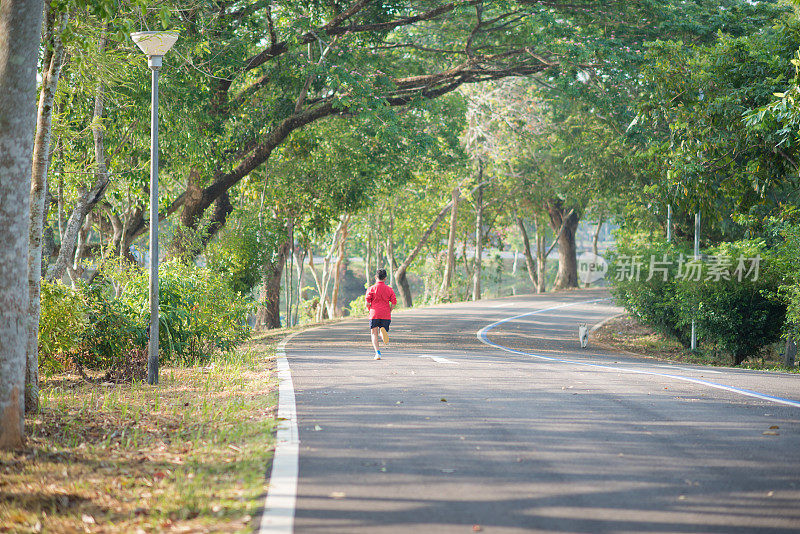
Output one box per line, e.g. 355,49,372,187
365,268,397,360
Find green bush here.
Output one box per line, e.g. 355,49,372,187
346,294,367,317
39,281,86,373
121,260,253,363
610,239,786,365
74,283,146,372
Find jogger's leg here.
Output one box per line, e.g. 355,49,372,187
371,327,381,352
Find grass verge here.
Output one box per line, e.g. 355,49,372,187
0,334,282,534
593,314,799,372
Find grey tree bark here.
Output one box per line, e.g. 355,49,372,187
547,201,580,290
329,214,350,317
472,184,483,301
26,4,67,414
0,0,45,449
438,187,460,301
255,237,291,330
535,220,547,294
516,217,538,291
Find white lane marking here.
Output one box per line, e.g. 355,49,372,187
655,364,723,374
259,332,301,534
490,302,516,308
418,355,458,364
477,299,800,410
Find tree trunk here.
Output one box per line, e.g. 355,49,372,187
329,214,350,317
591,217,604,257
517,217,538,291
535,222,547,294
546,201,580,290
438,187,460,301
472,184,483,301
255,238,291,330
26,4,67,415
0,0,45,449
293,239,306,326
386,208,396,286
784,338,797,368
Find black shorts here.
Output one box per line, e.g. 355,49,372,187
369,319,391,330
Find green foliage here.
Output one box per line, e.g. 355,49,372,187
39,281,86,373
74,283,146,372
121,261,253,363
768,220,800,341
346,295,367,318
611,238,785,365
204,210,272,296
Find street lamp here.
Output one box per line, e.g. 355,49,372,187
131,31,178,385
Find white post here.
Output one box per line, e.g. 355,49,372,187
147,56,161,385
666,204,672,243
131,31,178,385
691,211,700,351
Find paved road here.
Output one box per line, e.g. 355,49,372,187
278,289,800,533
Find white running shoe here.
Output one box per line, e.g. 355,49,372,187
374,353,381,360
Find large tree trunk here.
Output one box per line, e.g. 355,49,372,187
438,187,460,301
255,238,291,330
26,3,67,415
546,201,580,290
0,0,45,449
472,184,483,301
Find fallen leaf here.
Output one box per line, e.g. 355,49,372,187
769,425,779,429
440,398,447,402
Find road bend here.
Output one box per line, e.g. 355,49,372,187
270,288,800,534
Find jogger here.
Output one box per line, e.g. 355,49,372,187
365,269,397,360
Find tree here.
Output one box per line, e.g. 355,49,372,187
0,0,45,449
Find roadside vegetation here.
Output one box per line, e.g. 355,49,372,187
0,336,280,533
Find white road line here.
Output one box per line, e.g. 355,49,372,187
259,332,301,534
477,299,800,410
418,355,458,364
655,364,723,374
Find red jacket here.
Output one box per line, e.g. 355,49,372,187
365,281,397,320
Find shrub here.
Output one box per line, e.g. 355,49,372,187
610,239,786,365
346,294,367,317
74,283,147,372
39,281,86,373
121,260,253,363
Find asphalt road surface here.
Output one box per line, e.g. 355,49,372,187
275,289,800,533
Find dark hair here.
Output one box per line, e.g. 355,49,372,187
376,268,388,280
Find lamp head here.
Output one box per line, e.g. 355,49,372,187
131,31,178,57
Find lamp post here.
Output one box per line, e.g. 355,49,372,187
131,31,178,385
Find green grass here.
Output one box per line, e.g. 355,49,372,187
1,337,280,533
